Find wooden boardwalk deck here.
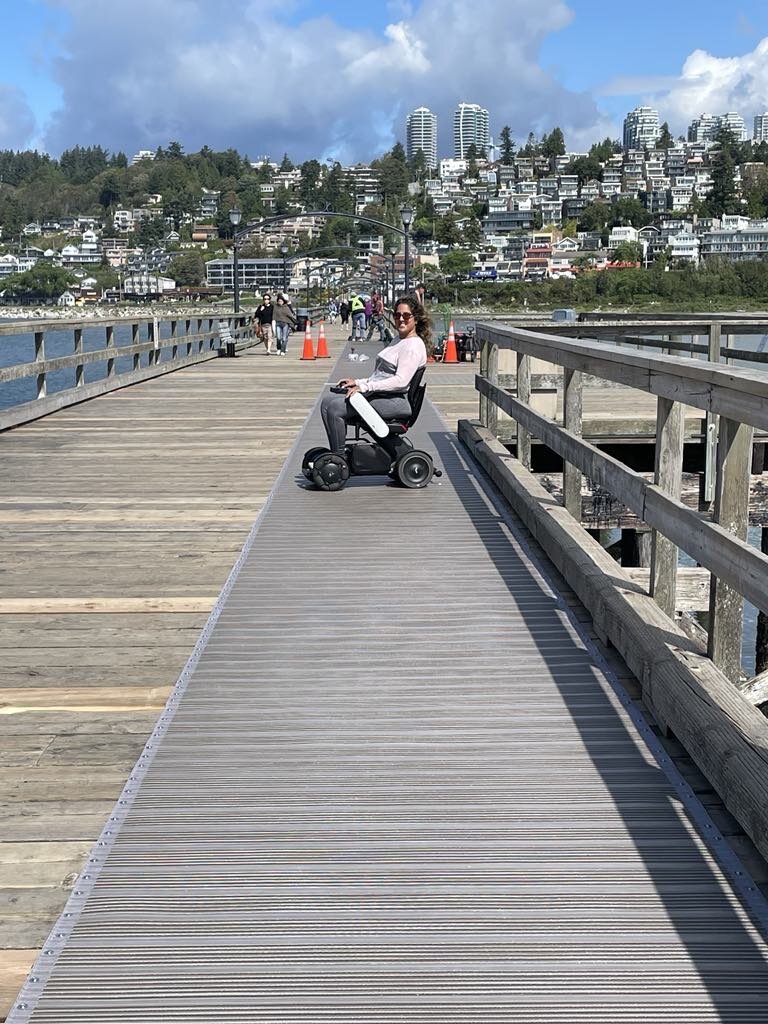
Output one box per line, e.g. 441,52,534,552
1,326,357,1014
4,333,768,1021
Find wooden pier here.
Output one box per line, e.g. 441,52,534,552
3,316,768,1021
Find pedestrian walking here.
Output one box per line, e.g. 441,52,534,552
366,291,386,342
339,299,350,326
274,295,297,356
255,293,276,354
349,294,366,341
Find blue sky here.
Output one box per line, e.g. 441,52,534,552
1,0,768,160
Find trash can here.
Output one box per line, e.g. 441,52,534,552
296,308,310,333
225,340,236,358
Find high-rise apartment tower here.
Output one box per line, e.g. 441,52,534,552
406,106,438,169
453,102,490,159
755,113,768,142
623,106,660,149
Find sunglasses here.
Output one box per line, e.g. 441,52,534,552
394,312,413,321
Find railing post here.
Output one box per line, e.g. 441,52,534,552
516,351,531,469
197,319,203,354
151,317,160,364
185,319,192,357
563,368,583,519
702,322,721,506
707,415,754,682
105,324,115,377
170,319,178,360
74,327,84,388
132,323,140,370
649,397,684,617
479,340,498,436
34,330,46,399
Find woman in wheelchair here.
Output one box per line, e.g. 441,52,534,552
320,294,429,454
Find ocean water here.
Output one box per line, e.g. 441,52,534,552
0,318,209,410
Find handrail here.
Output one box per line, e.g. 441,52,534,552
473,319,768,681
0,314,256,431
466,316,768,869
479,324,768,430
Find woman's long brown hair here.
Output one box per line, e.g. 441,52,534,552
393,293,432,349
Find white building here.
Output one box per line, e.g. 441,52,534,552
754,113,768,142
718,112,747,141
406,106,438,169
453,102,490,159
623,107,660,150
608,225,640,249
688,114,718,144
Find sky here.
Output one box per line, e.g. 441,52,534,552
1,0,768,163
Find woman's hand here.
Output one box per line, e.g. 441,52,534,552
338,377,357,388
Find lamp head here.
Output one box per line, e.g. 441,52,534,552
229,206,242,227
399,203,414,229
389,244,399,256
280,243,288,256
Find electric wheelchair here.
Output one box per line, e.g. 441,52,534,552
302,366,441,491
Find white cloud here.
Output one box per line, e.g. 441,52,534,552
0,84,36,149
40,0,611,160
641,37,768,133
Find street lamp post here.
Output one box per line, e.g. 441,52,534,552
229,206,242,313
280,243,289,294
399,203,414,295
305,262,311,309
389,244,398,304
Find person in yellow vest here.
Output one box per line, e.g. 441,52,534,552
349,294,366,341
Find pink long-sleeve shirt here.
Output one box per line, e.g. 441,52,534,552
355,335,427,395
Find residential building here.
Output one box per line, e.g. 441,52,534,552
688,114,718,144
608,225,639,249
668,230,700,265
453,102,490,159
754,113,768,142
623,106,660,150
718,112,747,141
700,219,768,260
131,150,156,164
206,257,291,292
406,106,438,169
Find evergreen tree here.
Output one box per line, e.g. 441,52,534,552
298,159,322,205
499,126,515,165
279,153,294,172
657,122,674,149
541,126,565,158
709,135,738,216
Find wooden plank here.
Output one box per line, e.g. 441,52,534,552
707,416,754,682
624,567,710,611
562,368,582,519
649,397,684,617
0,687,172,713
516,351,531,468
0,598,216,614
0,951,37,1018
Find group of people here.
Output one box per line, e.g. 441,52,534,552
254,293,296,356
341,292,388,343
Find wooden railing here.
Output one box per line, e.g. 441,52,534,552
0,313,256,430
460,320,768,864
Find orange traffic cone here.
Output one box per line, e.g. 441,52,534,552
300,320,316,361
443,320,458,363
316,320,330,358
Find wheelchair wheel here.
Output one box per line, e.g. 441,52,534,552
396,450,433,489
302,446,329,480
312,452,350,491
